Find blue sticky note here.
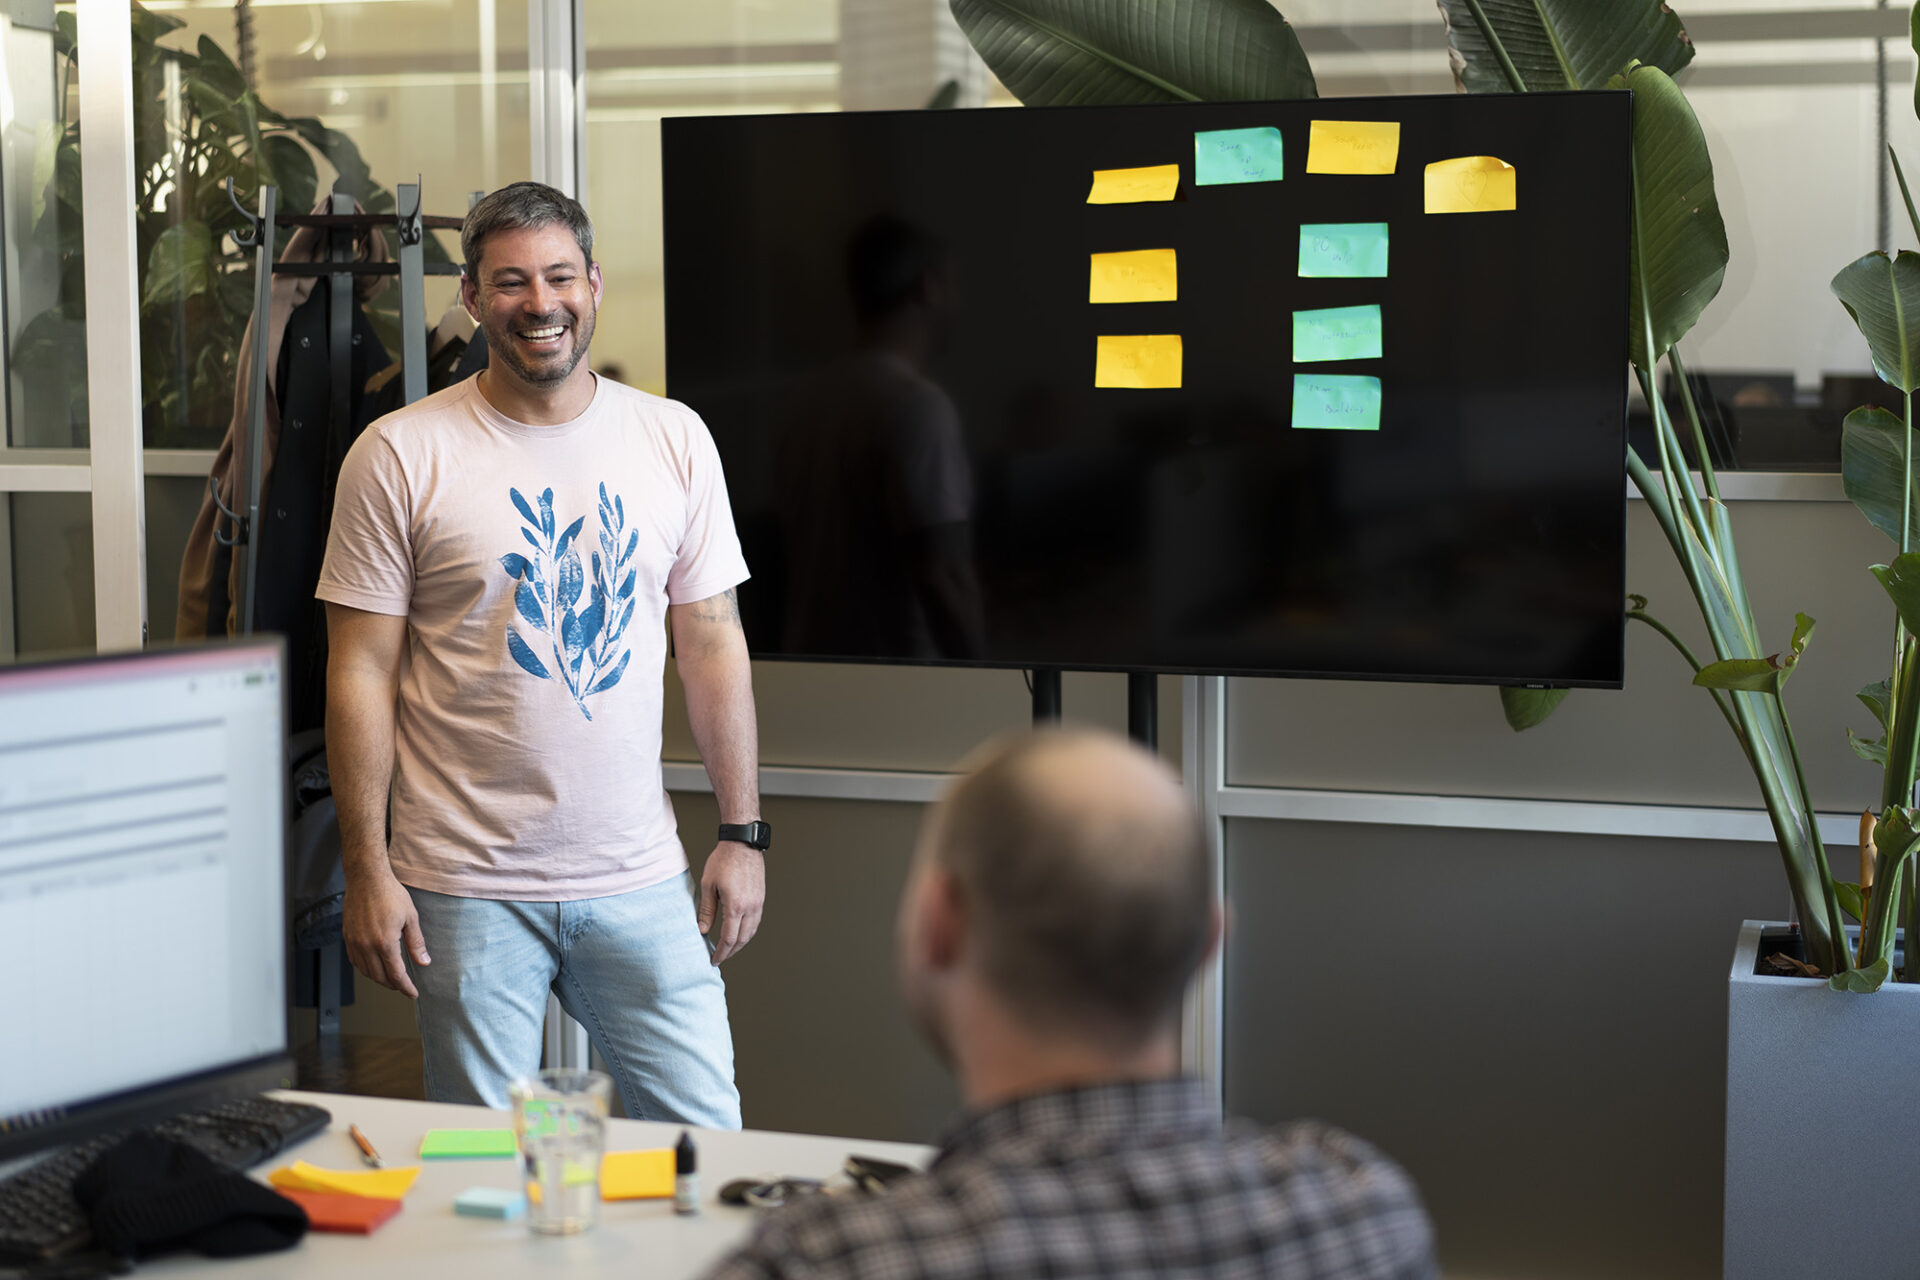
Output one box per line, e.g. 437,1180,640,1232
455,1186,527,1220
1292,305,1383,363
1194,127,1284,186
1298,223,1389,278
1293,374,1382,431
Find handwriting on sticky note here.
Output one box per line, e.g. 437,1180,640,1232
1193,127,1284,185
1293,374,1382,431
1292,305,1383,363
1089,249,1177,304
1298,223,1389,278
1095,335,1183,389
1087,164,1180,204
1424,155,1517,213
1305,121,1401,175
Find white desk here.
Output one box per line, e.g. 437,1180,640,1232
140,1091,933,1278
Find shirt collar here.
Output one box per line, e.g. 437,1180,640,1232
933,1077,1217,1165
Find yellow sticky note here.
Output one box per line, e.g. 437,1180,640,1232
1087,164,1180,204
1088,249,1177,304
599,1148,676,1201
1424,155,1517,213
1305,120,1401,175
269,1161,422,1200
526,1161,600,1204
1094,335,1182,389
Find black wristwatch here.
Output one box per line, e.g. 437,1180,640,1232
718,820,772,851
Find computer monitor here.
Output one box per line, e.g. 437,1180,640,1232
0,639,292,1164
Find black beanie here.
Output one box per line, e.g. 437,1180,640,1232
71,1134,308,1260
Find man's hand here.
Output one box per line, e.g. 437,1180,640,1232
698,842,765,964
344,867,431,997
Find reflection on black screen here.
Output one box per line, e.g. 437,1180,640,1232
663,93,1629,686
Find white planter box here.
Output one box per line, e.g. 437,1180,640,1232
1724,919,1920,1278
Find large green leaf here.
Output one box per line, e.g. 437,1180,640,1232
140,221,214,310
1437,0,1693,94
1842,406,1918,545
1833,251,1920,393
1871,554,1920,635
1499,685,1568,730
948,0,1316,106
1615,63,1729,369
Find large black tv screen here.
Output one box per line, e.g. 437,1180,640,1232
662,92,1628,685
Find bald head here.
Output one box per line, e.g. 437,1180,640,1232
925,729,1212,1048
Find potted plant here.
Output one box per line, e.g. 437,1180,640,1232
948,0,1920,1272
16,3,443,450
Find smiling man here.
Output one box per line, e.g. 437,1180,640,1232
315,182,765,1126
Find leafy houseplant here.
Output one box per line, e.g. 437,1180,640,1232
946,0,1900,986
19,4,435,450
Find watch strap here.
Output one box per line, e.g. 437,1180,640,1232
718,820,772,851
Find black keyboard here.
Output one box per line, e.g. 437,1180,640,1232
0,1096,331,1262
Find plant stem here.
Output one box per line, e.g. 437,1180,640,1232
1460,0,1529,93
1776,691,1854,971
1626,607,1742,742
1905,851,1919,982
1666,347,1722,505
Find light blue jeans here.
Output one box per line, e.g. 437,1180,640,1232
404,874,741,1129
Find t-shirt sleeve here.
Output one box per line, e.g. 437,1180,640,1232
315,427,414,616
666,412,750,606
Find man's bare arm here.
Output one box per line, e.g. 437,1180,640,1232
326,602,429,996
669,587,764,964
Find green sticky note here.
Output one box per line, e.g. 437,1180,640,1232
1292,305,1383,363
420,1128,518,1159
1298,223,1389,278
1292,374,1382,431
1194,127,1284,185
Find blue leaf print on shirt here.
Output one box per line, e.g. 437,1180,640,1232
502,484,635,719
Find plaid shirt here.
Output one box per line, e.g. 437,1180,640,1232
703,1078,1436,1279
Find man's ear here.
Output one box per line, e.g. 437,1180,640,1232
459,272,480,321
916,866,966,971
588,261,605,306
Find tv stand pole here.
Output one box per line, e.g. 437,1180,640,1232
1031,668,1062,724
1128,672,1157,751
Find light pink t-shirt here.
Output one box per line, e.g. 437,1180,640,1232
316,375,748,900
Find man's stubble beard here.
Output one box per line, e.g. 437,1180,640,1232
488,302,597,388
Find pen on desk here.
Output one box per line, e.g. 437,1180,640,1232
349,1123,384,1168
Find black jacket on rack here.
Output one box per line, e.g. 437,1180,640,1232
256,280,391,733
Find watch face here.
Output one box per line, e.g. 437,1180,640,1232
724,821,771,850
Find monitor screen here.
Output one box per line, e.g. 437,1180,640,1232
662,92,1629,686
0,640,290,1162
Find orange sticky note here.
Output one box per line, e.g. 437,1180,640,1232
1094,335,1183,389
1305,120,1401,174
1088,249,1177,304
1087,164,1180,204
599,1148,676,1200
275,1188,403,1234
1424,155,1517,213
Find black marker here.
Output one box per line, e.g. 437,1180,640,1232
675,1129,699,1215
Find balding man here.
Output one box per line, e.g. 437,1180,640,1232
704,729,1435,1280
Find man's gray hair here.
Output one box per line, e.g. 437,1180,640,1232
461,182,594,277
931,729,1212,1047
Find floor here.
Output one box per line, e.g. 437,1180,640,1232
290,1034,426,1100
